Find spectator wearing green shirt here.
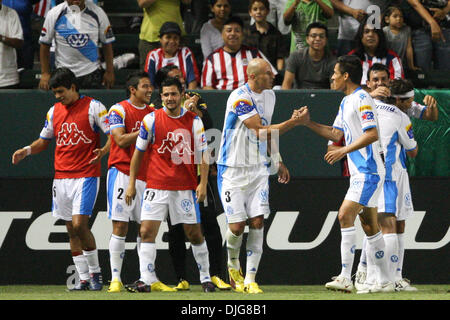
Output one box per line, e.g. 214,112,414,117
137,0,191,69
283,0,334,53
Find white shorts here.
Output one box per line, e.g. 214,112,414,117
377,170,413,221
217,165,270,224
345,173,383,208
107,167,146,224
52,177,100,221
140,188,201,225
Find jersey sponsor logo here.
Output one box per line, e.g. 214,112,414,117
104,25,114,39
56,122,92,145
158,131,194,156
234,99,254,116
359,105,372,112
361,111,374,121
41,27,47,37
108,110,123,126
181,199,193,213
138,122,148,140
406,124,414,139
67,33,90,48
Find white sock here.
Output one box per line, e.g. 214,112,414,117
396,233,405,281
136,236,142,258
339,226,356,280
109,234,126,281
83,249,101,274
226,228,243,270
383,233,399,283
365,239,378,286
244,228,264,285
366,232,390,285
358,236,368,271
191,240,211,283
139,242,158,285
73,254,90,281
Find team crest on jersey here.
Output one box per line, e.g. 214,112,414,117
57,123,92,145
67,33,90,48
132,121,141,132
158,131,194,156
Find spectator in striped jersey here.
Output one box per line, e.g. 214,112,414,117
201,16,277,90
347,14,404,85
144,21,200,90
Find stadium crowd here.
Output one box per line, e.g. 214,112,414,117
0,0,449,89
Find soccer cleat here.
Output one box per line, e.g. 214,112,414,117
89,272,103,291
228,268,245,293
107,277,124,293
151,281,177,292
356,283,376,294
69,279,90,291
395,278,418,292
125,280,151,293
174,279,190,291
201,281,216,293
354,269,367,291
244,282,263,294
325,275,354,293
211,276,232,290
369,282,396,293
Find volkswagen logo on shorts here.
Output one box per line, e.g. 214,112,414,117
226,206,234,215
404,193,412,207
181,199,192,213
259,189,268,203
67,33,90,48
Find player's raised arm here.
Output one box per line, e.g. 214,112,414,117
12,138,51,165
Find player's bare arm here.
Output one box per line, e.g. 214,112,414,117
302,106,344,143
196,152,209,203
324,127,378,165
125,148,145,205
12,138,51,165
111,127,140,148
89,135,111,164
243,107,308,140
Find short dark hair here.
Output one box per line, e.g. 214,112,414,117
248,0,270,11
160,77,183,94
367,63,390,82
336,55,363,85
155,65,180,89
389,78,414,98
49,68,79,92
125,71,149,97
306,22,328,38
223,16,244,30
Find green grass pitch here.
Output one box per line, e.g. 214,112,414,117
0,284,448,300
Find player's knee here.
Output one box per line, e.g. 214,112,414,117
140,224,157,242
228,222,246,236
338,211,353,227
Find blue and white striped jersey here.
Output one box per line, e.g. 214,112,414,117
39,1,114,77
375,99,417,180
217,83,275,167
332,87,385,177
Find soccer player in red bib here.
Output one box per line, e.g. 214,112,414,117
106,71,155,292
124,77,216,293
12,68,110,291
